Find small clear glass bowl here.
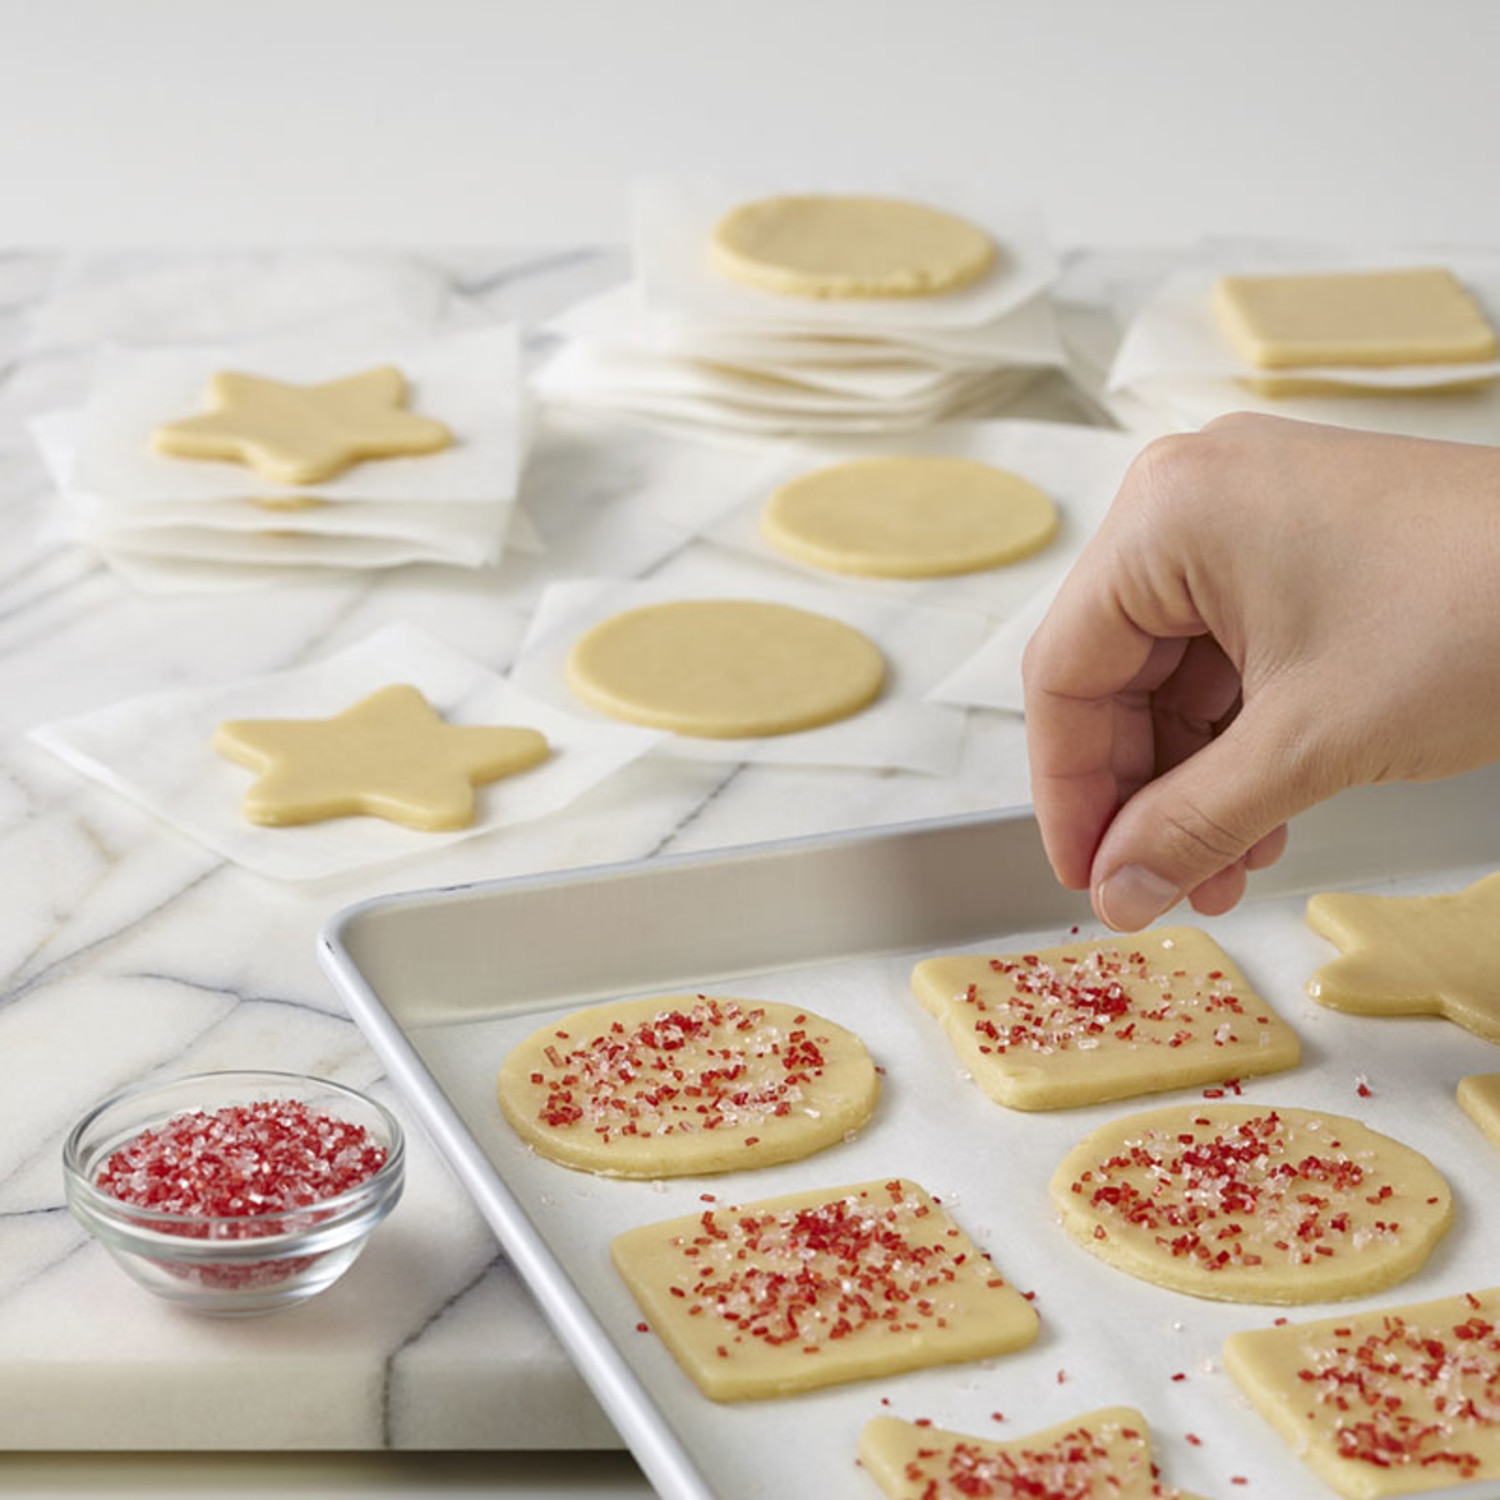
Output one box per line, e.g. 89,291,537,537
63,1070,404,1317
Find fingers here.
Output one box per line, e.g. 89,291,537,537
1089,707,1325,931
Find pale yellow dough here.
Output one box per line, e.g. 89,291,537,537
213,684,548,830
1051,1103,1451,1304
153,365,452,485
1457,1073,1500,1150
496,995,878,1177
565,599,884,738
762,455,1058,579
1305,871,1500,1042
1213,267,1498,371
710,195,996,300
859,1408,1164,1500
611,1177,1037,1400
1225,1286,1500,1498
912,927,1300,1111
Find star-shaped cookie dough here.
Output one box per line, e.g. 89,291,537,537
153,366,452,486
213,684,548,831
1305,871,1500,1042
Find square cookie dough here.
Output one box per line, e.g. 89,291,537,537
911,927,1299,1110
1213,267,1498,370
1225,1287,1500,1497
611,1177,1037,1400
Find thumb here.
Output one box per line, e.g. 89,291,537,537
1088,708,1327,931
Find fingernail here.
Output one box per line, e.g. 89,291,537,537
1097,865,1180,932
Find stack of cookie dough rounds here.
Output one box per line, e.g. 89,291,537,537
534,179,1066,439
38,326,525,590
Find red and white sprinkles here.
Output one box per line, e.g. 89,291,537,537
1069,1109,1412,1273
96,1099,386,1220
1297,1299,1500,1480
528,997,832,1144
897,1420,1146,1500
662,1180,1001,1358
966,945,1253,1057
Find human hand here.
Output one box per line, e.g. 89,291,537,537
1022,413,1500,930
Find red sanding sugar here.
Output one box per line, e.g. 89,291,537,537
97,1100,386,1220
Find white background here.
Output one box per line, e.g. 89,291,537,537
3,0,1499,249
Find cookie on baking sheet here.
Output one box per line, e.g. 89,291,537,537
497,994,878,1176
1050,1103,1452,1303
1458,1073,1500,1151
859,1407,1188,1500
1306,871,1500,1042
912,927,1299,1111
1225,1287,1500,1498
611,1177,1037,1400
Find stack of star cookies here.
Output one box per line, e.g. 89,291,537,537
533,178,1067,440
32,326,526,591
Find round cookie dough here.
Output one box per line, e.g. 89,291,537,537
710,195,996,300
763,455,1059,578
497,995,879,1176
1050,1103,1452,1304
564,599,885,738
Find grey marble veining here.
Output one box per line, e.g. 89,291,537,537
0,248,1104,1451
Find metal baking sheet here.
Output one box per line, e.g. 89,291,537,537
320,767,1500,1500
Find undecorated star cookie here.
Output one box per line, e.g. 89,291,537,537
1225,1287,1500,1498
1050,1103,1451,1303
153,365,452,485
1458,1073,1500,1150
213,683,548,830
1305,872,1500,1042
710,194,996,300
565,599,885,738
762,455,1058,579
912,928,1299,1110
497,994,878,1176
611,1177,1037,1400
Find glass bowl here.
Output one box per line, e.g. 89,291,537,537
63,1070,404,1317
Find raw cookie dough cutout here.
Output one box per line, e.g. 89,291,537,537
1050,1103,1451,1303
1225,1286,1500,1498
1213,268,1498,385
860,1408,1200,1500
153,365,452,485
1457,1073,1500,1151
611,1177,1037,1400
762,455,1058,578
565,599,885,738
213,683,548,830
1305,871,1500,1042
497,995,878,1176
710,195,996,300
911,927,1299,1111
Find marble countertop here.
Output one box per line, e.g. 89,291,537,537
0,248,1128,1458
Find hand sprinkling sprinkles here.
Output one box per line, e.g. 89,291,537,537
1050,1104,1452,1303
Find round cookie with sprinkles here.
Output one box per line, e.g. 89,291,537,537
497,995,879,1176
1051,1103,1452,1303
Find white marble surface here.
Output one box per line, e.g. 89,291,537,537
0,248,1130,1457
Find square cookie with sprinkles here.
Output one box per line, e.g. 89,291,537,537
911,927,1299,1110
611,1177,1037,1401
